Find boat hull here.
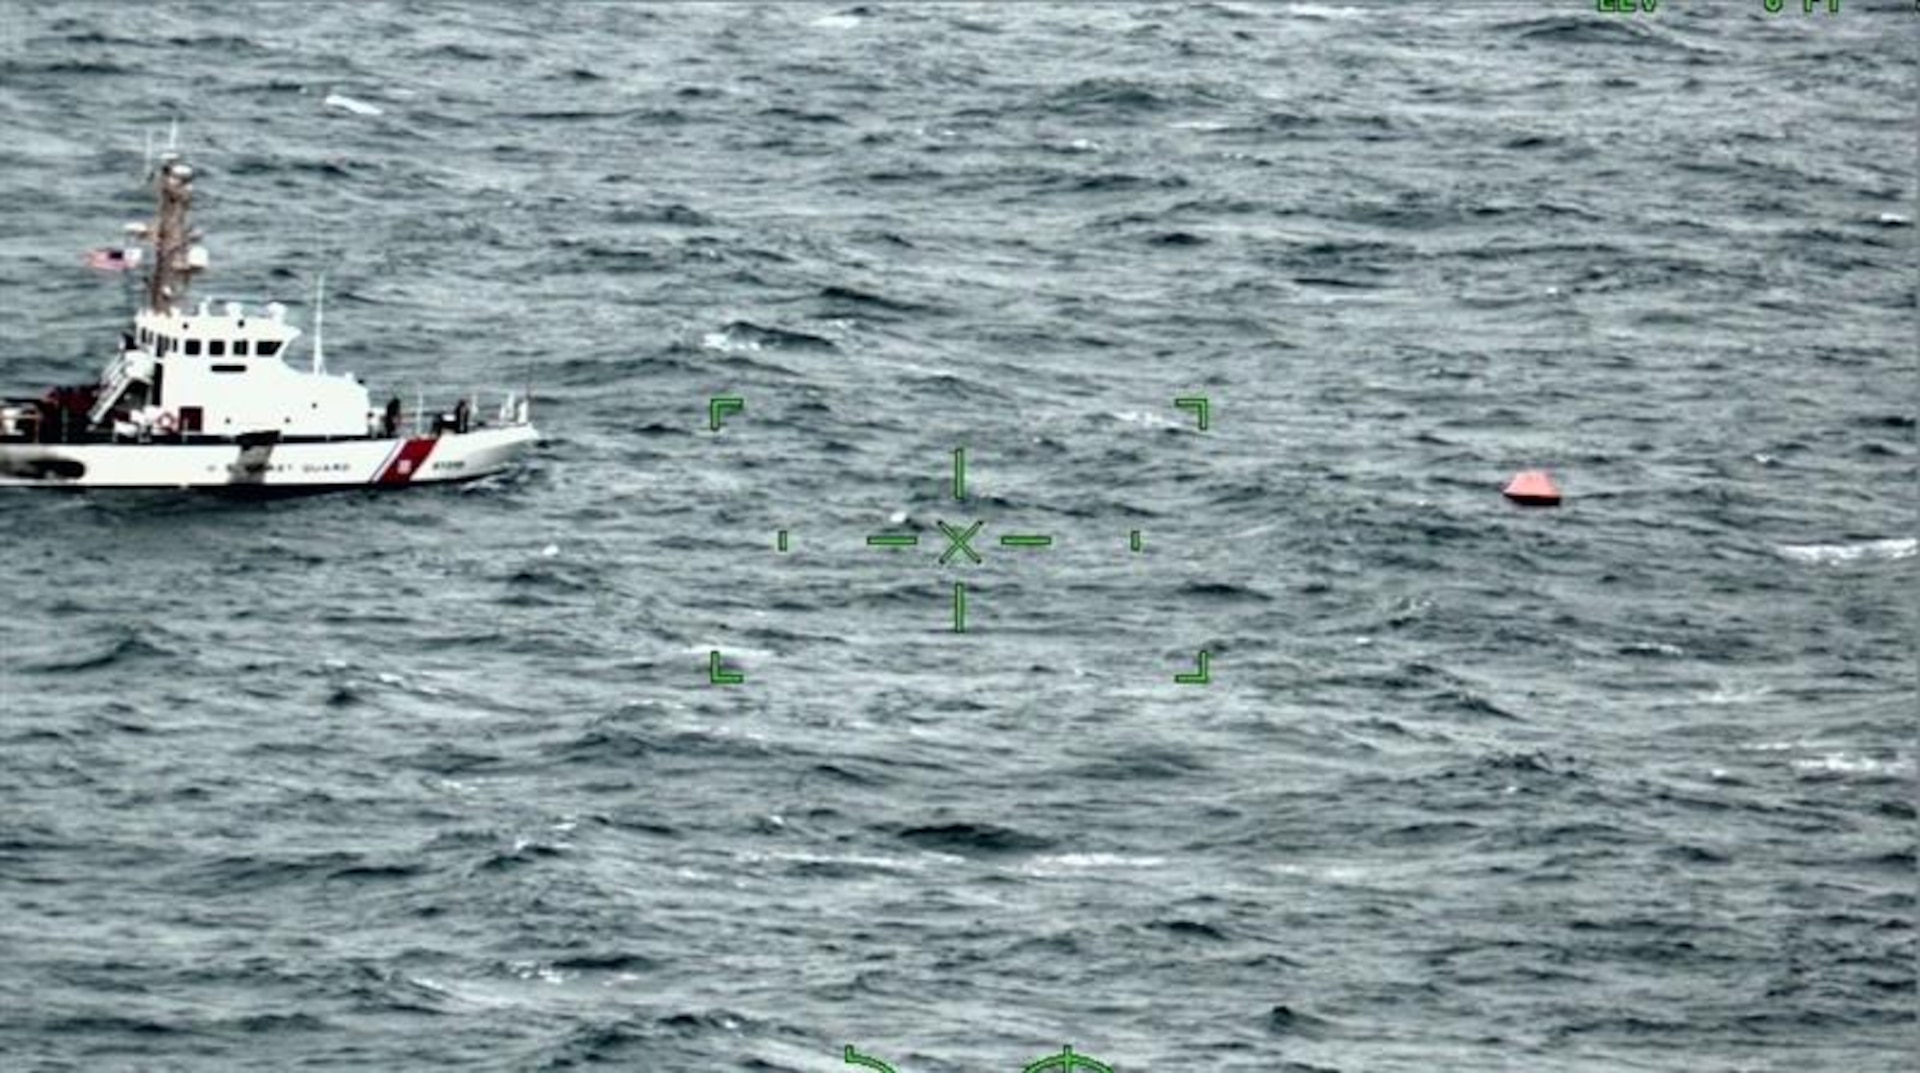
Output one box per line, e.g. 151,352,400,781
0,424,537,491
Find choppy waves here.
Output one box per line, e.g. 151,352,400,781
0,3,1914,1071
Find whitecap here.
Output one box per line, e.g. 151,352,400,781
1701,682,1772,705
700,330,761,353
1875,212,1911,227
1109,409,1182,429
1291,3,1365,19
677,643,773,660
507,960,566,985
1792,753,1912,778
323,92,384,117
1023,853,1167,875
1775,537,1916,565
1621,641,1685,657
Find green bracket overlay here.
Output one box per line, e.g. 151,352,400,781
999,534,1053,548
867,534,919,548
1129,530,1143,553
1174,650,1211,685
708,650,744,685
1174,395,1211,431
708,396,744,431
1022,1045,1116,1073
776,529,789,553
843,1046,898,1073
953,446,967,500
953,581,967,633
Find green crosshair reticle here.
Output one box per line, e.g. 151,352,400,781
715,395,1219,684
851,443,1210,678
853,446,1201,670
1022,1045,1116,1073
937,519,985,565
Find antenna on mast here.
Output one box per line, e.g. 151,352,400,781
144,128,198,314
312,272,326,374
166,117,179,152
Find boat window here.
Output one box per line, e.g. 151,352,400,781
185,339,202,356
258,340,282,357
233,340,250,356
208,339,226,357
211,364,246,374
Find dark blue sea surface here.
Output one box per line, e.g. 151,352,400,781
0,2,1914,1070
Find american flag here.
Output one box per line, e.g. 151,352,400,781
83,247,132,272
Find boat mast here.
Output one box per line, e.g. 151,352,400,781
312,271,326,374
144,152,201,313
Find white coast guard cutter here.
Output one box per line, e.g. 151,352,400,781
0,147,536,490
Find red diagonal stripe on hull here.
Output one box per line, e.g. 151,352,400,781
376,437,438,484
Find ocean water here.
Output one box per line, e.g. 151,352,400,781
0,3,1913,1070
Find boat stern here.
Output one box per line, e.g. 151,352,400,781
410,420,540,484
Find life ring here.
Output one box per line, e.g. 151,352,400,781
155,411,178,435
